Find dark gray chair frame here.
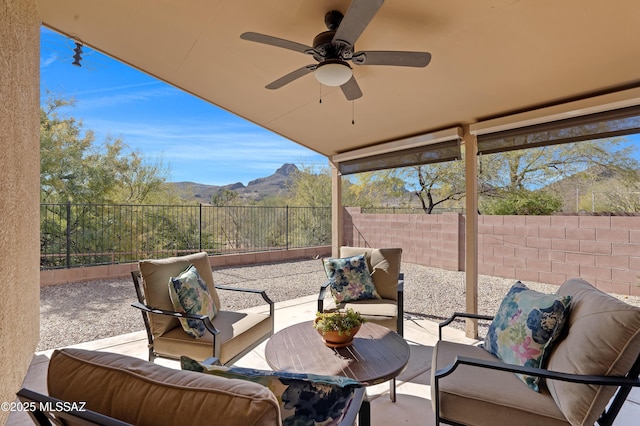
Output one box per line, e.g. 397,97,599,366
16,388,130,426
318,273,404,336
131,269,274,366
433,312,640,426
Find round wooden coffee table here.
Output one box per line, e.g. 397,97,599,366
265,321,410,426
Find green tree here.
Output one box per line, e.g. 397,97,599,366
479,139,638,213
481,189,562,215
578,169,640,212
39,95,178,267
40,95,170,204
409,162,466,214
211,189,239,206
480,139,636,192
284,164,408,208
284,164,331,207
374,161,467,214
40,97,93,203
348,171,406,208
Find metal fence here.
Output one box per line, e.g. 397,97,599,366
40,203,331,270
362,206,464,214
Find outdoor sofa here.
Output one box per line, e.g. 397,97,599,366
432,277,640,426
18,348,365,426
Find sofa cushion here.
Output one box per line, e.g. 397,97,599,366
139,252,221,337
431,340,569,426
339,247,402,300
546,278,640,426
168,264,217,338
323,254,380,304
484,281,572,391
182,357,362,426
47,348,280,425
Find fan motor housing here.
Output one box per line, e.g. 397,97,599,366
313,31,335,56
312,30,353,61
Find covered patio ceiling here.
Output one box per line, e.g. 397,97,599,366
37,0,640,159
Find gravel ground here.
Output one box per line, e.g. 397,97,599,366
38,259,640,351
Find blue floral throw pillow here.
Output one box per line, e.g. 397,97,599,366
323,254,380,304
168,264,217,338
181,357,363,426
483,281,572,391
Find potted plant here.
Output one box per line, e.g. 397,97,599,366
313,308,366,348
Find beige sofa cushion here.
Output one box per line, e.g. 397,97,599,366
139,252,220,338
339,247,402,300
547,278,640,426
431,341,569,426
47,348,280,426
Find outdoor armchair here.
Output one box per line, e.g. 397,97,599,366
131,251,274,365
431,278,640,426
318,246,404,336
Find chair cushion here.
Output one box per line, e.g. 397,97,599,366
339,247,402,300
47,348,281,425
483,281,572,391
546,278,640,426
139,252,220,337
155,310,273,364
182,357,362,426
431,341,569,426
168,264,217,338
323,254,380,304
323,298,398,331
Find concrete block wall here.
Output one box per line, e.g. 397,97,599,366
479,215,640,296
40,246,331,286
344,208,640,296
344,208,463,271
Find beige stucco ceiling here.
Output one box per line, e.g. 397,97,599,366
37,0,640,159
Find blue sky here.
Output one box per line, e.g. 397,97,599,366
40,27,327,186
40,27,640,188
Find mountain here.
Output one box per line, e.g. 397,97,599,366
170,163,298,203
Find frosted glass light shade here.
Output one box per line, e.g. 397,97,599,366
315,60,352,86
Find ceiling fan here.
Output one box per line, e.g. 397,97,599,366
240,0,431,101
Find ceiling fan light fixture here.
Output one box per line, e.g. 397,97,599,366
314,59,352,86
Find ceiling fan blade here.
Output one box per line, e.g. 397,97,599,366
265,65,316,90
352,51,432,67
241,32,312,54
340,76,363,100
333,0,384,47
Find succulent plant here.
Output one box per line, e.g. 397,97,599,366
313,308,366,336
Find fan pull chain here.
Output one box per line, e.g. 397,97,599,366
319,84,322,104
352,101,355,125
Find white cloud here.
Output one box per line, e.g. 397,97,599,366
79,116,326,185
40,53,58,68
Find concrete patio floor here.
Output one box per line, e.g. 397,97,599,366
10,294,640,425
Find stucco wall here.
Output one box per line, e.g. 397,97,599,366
344,208,640,296
0,0,41,422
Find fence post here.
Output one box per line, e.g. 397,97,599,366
286,205,289,251
66,201,71,269
199,203,203,251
